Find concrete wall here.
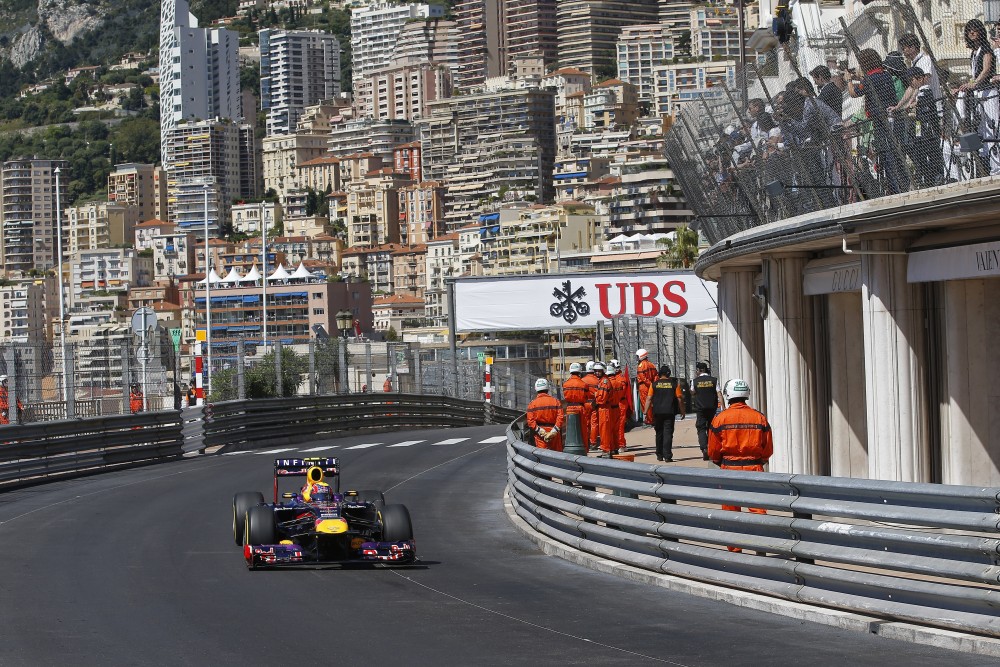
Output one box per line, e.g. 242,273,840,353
825,291,868,478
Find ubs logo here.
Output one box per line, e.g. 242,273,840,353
550,280,591,324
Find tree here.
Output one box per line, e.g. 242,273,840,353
385,326,399,342
209,346,308,400
657,225,700,268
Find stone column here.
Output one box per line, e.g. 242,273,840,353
761,254,820,474
826,292,868,478
861,234,930,482
717,266,766,414
941,278,1000,486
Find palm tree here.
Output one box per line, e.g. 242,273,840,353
657,225,700,268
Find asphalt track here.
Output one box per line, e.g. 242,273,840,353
0,425,991,666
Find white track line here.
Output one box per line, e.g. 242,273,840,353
301,445,339,452
344,443,381,450
256,448,296,454
432,438,469,446
478,436,507,444
387,440,424,448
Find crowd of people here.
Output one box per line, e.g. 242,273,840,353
704,23,1000,219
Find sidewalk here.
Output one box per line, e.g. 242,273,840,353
590,415,714,468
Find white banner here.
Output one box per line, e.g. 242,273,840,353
454,272,717,332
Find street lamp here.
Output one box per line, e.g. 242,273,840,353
335,310,353,339
53,167,70,410
203,184,212,397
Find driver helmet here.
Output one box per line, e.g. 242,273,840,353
309,484,334,502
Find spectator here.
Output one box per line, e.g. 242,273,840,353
0,375,23,425
644,365,684,462
847,48,908,194
960,19,1000,175
708,379,773,553
903,67,945,186
383,375,392,392
884,51,909,99
526,379,564,451
810,65,844,116
899,32,941,104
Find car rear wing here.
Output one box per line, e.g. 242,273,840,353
273,458,340,501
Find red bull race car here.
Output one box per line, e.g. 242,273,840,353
233,457,415,569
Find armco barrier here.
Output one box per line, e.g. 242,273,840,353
0,395,516,489
505,422,1000,638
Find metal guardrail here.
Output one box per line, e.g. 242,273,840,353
505,421,1000,638
0,411,185,489
0,396,516,489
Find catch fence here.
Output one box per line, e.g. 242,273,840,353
666,0,993,246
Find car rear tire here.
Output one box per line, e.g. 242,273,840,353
380,503,413,542
245,504,277,546
233,491,265,545
355,489,386,509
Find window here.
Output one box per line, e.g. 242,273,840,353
313,308,325,315
312,292,323,299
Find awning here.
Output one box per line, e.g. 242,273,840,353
803,256,861,295
907,238,1000,282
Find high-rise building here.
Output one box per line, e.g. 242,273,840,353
108,163,163,221
0,158,68,274
504,0,558,72
159,0,242,165
617,24,676,104
259,29,342,136
162,119,241,232
0,283,45,343
350,2,444,106
557,0,660,75
238,123,261,200
453,0,506,92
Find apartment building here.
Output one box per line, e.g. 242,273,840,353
557,0,660,75
477,202,602,275
296,156,341,194
616,24,676,104
398,181,445,245
128,281,182,311
261,132,329,202
69,248,154,308
231,201,282,235
372,293,425,333
390,244,427,300
394,142,422,183
191,277,373,349
350,2,444,103
345,169,411,248
259,29,342,136
552,156,612,201
63,202,141,254
339,244,400,295
0,283,45,343
151,229,195,280
107,163,166,221
239,123,261,200
583,79,640,130
135,219,178,251
541,67,592,125
453,0,506,92
328,118,416,165
0,158,67,274
418,86,556,229
652,60,736,115
689,7,755,60
162,119,242,232
606,159,691,235
504,0,558,72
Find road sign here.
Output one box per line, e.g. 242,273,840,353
169,328,182,351
131,307,157,335
477,352,485,363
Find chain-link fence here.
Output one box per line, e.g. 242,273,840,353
666,0,990,246
611,315,719,386
1,335,551,423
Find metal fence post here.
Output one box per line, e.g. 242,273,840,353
65,348,76,418
121,344,131,415
274,339,283,397
4,347,20,424
414,354,423,394
237,339,246,400
308,339,316,395
338,339,348,393
365,343,372,392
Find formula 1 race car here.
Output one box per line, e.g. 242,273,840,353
233,457,415,569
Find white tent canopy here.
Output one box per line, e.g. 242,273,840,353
241,265,262,283
198,268,223,285
290,262,313,280
268,264,291,282
221,267,242,283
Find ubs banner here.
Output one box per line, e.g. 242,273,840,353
453,272,717,332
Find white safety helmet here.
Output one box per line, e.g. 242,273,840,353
534,378,549,392
0,375,6,383
569,362,583,374
592,362,606,372
608,359,621,372
585,361,595,373
636,348,648,360
723,378,751,402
